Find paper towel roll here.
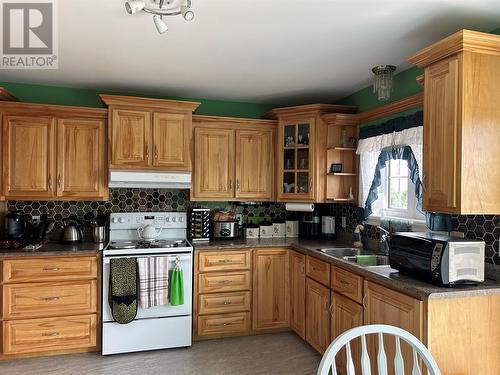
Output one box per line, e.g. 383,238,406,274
285,203,315,212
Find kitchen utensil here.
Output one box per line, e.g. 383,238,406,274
62,216,84,243
93,226,107,243
137,224,162,241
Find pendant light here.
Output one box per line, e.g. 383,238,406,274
372,65,396,101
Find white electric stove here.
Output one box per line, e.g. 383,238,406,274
102,212,193,355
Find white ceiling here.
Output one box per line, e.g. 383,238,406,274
3,0,500,105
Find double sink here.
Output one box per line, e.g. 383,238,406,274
318,247,389,267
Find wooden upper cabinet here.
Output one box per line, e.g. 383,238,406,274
3,115,55,199
193,127,235,199
57,118,107,200
289,251,306,339
422,56,460,212
152,112,191,170
235,130,273,200
408,29,500,214
270,104,356,203
252,248,289,331
110,109,151,168
101,95,200,171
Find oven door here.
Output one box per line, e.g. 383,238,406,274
102,252,193,323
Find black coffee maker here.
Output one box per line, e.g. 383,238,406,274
299,210,321,238
5,211,27,239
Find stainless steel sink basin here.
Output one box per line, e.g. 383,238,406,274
342,255,390,267
319,248,362,257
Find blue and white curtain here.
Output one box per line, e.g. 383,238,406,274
356,111,424,220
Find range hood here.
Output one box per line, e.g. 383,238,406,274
109,171,191,189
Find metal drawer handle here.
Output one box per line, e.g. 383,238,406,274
40,296,61,301
313,267,322,272
43,267,61,271
215,280,232,285
217,259,236,264
221,300,233,305
339,280,350,286
42,332,59,337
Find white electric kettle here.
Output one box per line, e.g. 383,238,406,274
137,224,162,241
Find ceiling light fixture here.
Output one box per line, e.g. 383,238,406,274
124,0,194,34
372,65,396,101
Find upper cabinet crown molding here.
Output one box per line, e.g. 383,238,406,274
408,29,500,68
321,113,359,127
354,93,424,124
267,104,356,119
0,101,107,119
100,94,201,113
193,115,277,128
0,87,19,102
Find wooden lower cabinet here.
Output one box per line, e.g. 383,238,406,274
289,251,306,339
3,314,96,355
364,281,423,375
197,312,251,337
1,255,99,358
252,248,289,331
330,292,363,374
305,277,330,353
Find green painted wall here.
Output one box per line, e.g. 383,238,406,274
338,26,500,121
0,81,277,119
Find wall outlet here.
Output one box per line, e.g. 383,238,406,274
31,215,41,225
236,214,244,225
341,216,346,229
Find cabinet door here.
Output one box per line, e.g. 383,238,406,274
57,118,107,199
252,248,289,330
423,56,461,213
305,277,330,353
364,281,423,374
110,109,151,167
331,292,363,374
152,112,191,170
3,115,55,198
192,128,235,199
290,251,306,339
235,129,274,200
278,119,315,201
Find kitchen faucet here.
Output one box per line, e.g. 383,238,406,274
377,226,391,255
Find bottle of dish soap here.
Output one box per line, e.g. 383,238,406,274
353,224,364,248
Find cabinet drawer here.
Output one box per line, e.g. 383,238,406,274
3,280,97,319
198,251,251,272
198,271,251,293
3,314,97,354
197,312,250,337
331,267,363,304
306,256,330,286
198,291,251,315
3,257,98,283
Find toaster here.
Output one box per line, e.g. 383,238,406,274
389,232,485,286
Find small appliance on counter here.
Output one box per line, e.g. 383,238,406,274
299,211,321,238
286,220,299,237
212,210,240,239
321,216,336,238
390,232,485,286
61,216,84,243
5,211,27,239
188,208,210,242
245,223,260,239
259,220,273,239
272,220,286,238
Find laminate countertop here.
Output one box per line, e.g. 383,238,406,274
194,238,500,300
0,241,104,258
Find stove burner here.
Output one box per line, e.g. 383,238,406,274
140,239,186,249
109,241,138,250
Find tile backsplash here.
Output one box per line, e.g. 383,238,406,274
5,193,499,265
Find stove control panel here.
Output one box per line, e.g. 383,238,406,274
110,212,187,229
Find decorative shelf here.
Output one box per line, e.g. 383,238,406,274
327,146,357,151
327,172,357,176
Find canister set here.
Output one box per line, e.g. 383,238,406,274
244,220,299,239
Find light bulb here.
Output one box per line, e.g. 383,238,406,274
153,15,168,34
125,0,146,14
181,5,194,21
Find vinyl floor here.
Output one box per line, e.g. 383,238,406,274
0,332,321,375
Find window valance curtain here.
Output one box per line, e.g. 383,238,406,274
356,111,424,220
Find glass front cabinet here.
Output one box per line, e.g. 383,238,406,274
272,104,357,202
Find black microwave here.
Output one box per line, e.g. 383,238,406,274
389,232,485,286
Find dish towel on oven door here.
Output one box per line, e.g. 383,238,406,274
137,257,169,308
